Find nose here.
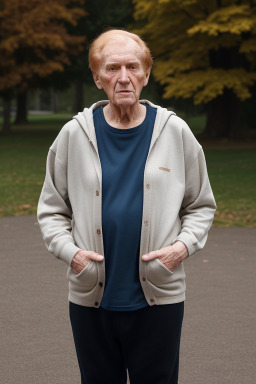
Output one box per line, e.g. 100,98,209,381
118,67,130,84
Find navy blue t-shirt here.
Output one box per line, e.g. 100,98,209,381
93,104,157,311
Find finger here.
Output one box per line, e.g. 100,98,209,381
142,249,162,261
74,250,104,263
87,251,104,261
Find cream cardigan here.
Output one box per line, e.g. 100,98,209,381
37,100,216,307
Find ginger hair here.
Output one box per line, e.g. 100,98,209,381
89,29,153,73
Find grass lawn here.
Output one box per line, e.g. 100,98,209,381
0,114,255,226
206,148,255,227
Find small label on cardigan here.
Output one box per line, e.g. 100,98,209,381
159,166,170,172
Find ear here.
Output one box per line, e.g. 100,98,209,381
93,72,103,90
143,68,151,87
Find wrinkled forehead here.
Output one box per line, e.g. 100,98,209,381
100,37,143,65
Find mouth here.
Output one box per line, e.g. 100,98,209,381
117,90,133,96
117,91,133,97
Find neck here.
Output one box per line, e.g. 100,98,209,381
103,102,146,129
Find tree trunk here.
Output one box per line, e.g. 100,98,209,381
204,89,241,138
14,89,28,124
35,89,41,111
73,81,84,113
50,88,59,113
2,94,12,135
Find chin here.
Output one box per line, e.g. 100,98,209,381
114,96,138,107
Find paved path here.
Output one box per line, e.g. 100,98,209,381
1,216,255,384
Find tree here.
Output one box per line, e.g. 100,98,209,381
0,0,86,133
133,0,256,138
5,0,135,120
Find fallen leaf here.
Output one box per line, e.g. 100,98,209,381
18,204,31,210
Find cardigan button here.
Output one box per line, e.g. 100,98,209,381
142,277,146,281
150,298,154,303
96,190,99,196
95,301,99,306
99,282,103,287
97,229,101,234
146,183,150,189
144,220,149,226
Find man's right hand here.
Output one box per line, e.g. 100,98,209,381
71,250,104,274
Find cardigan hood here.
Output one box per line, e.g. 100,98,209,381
73,100,176,150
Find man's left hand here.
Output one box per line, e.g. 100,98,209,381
142,241,188,272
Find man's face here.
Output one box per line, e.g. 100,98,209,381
93,38,150,108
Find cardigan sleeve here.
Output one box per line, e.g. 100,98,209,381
172,147,217,256
37,147,81,265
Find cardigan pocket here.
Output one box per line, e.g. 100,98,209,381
146,260,186,299
75,260,97,286
67,260,98,297
146,258,174,285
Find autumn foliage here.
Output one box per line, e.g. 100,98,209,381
133,0,256,106
132,0,256,137
0,0,86,92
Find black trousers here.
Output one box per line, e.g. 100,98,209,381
69,301,184,384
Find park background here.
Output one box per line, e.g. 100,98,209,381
1,1,256,384
0,0,256,227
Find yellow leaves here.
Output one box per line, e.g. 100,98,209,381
188,18,254,37
155,68,256,104
133,0,155,20
133,0,256,105
207,4,250,23
240,38,256,54
188,5,254,36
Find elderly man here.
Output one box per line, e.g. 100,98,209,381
37,29,216,384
